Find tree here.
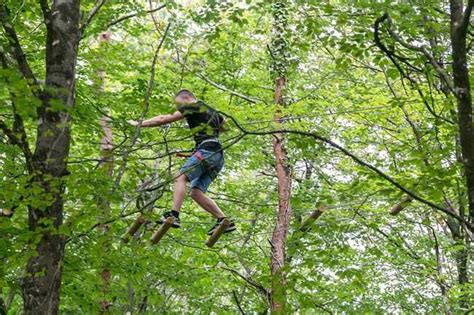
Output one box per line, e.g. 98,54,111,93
0,1,80,312
373,1,473,309
269,1,292,313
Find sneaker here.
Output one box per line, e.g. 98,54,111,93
207,218,236,235
157,211,181,228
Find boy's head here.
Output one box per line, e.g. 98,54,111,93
175,89,197,105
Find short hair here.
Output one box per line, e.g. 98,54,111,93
175,89,196,99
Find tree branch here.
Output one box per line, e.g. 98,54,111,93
174,59,260,104
221,267,270,299
0,120,19,146
0,50,34,172
106,4,166,29
374,14,413,83
0,5,40,94
0,118,33,172
232,290,245,315
461,0,474,32
221,112,474,231
112,22,171,190
80,0,107,36
38,0,51,20
376,13,456,95
197,72,260,104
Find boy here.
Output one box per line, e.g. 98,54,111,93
128,89,236,235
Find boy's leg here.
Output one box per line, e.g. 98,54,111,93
171,173,188,212
171,152,205,214
190,188,225,218
158,173,188,227
191,187,236,235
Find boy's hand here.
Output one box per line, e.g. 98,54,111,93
128,120,140,127
219,119,230,132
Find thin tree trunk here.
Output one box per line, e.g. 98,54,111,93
96,33,114,314
270,77,292,313
446,214,470,309
269,1,291,313
450,1,474,222
98,117,113,314
449,0,473,309
21,1,80,314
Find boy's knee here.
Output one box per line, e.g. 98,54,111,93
175,173,187,183
190,188,202,200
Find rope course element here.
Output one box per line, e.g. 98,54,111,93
68,196,392,246
300,205,326,232
67,90,474,242
206,218,231,248
150,217,174,244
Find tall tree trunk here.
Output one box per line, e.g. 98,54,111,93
269,1,291,313
450,1,474,223
21,1,80,314
270,78,292,313
96,33,114,314
446,215,469,307
449,0,473,309
97,92,113,315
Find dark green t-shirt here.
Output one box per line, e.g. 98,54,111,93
177,101,224,146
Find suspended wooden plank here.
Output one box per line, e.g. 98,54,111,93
121,215,145,243
390,196,413,215
206,218,230,248
300,205,326,232
150,217,174,244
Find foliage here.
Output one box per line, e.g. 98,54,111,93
0,0,472,313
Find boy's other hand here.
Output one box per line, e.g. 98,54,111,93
128,120,140,127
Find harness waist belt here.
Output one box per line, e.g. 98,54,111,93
198,138,220,147
196,139,222,152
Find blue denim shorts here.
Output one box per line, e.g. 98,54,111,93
179,149,224,192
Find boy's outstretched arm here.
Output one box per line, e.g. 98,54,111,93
128,111,184,127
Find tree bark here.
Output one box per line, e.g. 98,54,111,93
269,1,291,313
95,33,114,313
449,0,473,309
98,115,113,314
450,0,474,223
446,215,469,305
21,1,80,314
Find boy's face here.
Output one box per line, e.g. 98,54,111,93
174,94,194,105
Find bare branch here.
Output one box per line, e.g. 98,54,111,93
175,59,260,104
374,14,413,83
462,0,474,32
106,4,166,29
376,13,456,95
221,267,270,299
390,196,413,215
232,290,245,315
197,72,260,104
80,0,107,36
